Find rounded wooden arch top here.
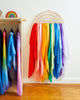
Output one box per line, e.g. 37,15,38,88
35,10,64,23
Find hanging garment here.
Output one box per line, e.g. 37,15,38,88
17,31,22,96
28,23,37,78
2,29,9,92
28,22,69,82
40,23,46,82
39,24,43,79
60,24,70,76
48,23,53,82
48,23,55,82
7,31,16,86
53,23,62,79
62,24,69,60
7,32,16,70
42,23,49,81
33,23,42,81
0,30,3,94
59,24,64,76
52,23,55,71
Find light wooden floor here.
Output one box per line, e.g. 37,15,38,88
0,84,80,100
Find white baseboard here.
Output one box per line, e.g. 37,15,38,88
23,78,80,83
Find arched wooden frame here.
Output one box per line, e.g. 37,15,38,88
35,10,64,23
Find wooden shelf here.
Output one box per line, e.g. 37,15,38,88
0,18,26,22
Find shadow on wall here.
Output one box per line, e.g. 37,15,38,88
23,17,36,79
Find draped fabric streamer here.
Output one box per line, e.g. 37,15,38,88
2,30,9,93
62,24,70,60
59,24,64,76
48,23,53,82
43,23,49,81
28,23,37,78
39,24,43,79
41,24,46,82
7,32,16,70
7,32,16,86
53,23,62,79
17,32,22,96
34,24,43,81
0,30,3,94
28,23,69,82
0,28,22,95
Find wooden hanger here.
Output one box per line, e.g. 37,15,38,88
35,10,64,23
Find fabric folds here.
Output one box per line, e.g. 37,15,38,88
28,22,69,82
17,31,22,96
28,23,37,78
48,23,53,82
2,30,9,93
0,30,3,94
7,32,16,70
53,23,62,79
41,23,50,82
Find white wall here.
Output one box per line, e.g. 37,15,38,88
0,0,80,83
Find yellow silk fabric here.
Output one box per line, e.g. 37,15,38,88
41,23,50,82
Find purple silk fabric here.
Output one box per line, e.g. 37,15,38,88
59,24,64,76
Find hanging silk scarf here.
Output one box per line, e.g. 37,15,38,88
7,32,16,86
42,23,49,81
48,23,55,82
62,24,69,60
41,23,46,82
39,24,43,79
52,23,55,71
34,23,42,81
28,22,69,82
0,30,3,94
59,24,64,76
2,29,9,92
60,24,70,76
28,23,37,78
17,31,22,96
48,23,53,82
7,32,16,70
53,23,62,79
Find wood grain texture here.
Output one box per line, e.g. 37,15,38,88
0,84,80,100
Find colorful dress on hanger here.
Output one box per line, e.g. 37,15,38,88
17,31,22,96
2,29,9,92
0,30,3,94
